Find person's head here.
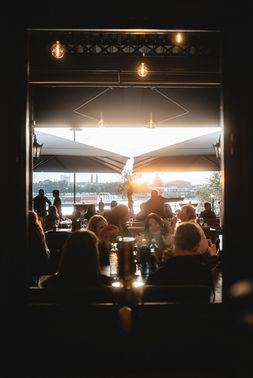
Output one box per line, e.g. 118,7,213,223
98,201,105,212
38,189,45,196
179,205,196,222
87,214,108,239
28,210,40,227
72,209,81,219
110,200,118,209
48,205,59,218
86,204,97,220
58,230,100,284
52,190,60,197
151,189,159,197
204,202,211,210
28,210,44,236
174,222,201,252
144,212,165,235
114,204,130,223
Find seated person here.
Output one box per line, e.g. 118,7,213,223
199,202,217,228
106,204,133,238
97,201,106,217
178,204,210,254
135,189,180,220
110,200,118,209
85,204,97,221
147,222,216,289
40,230,112,290
87,214,119,266
28,210,51,285
43,205,59,232
136,212,175,266
70,209,82,231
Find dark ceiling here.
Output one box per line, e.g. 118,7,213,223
34,86,220,127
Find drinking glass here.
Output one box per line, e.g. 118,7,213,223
199,217,204,226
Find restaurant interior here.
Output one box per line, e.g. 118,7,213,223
4,4,253,377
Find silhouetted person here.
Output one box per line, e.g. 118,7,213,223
52,189,62,218
110,200,118,209
147,222,216,290
28,210,51,285
97,201,105,217
86,204,97,221
136,190,181,220
33,189,51,219
106,204,132,237
40,230,111,290
70,209,82,232
199,202,217,228
87,214,119,266
43,205,59,232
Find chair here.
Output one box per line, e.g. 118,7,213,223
45,231,70,272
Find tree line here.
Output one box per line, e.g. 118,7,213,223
33,179,120,194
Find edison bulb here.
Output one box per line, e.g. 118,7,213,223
137,62,148,78
175,33,183,44
51,41,65,59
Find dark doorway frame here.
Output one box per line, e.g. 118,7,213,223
4,5,252,304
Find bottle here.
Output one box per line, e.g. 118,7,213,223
149,238,158,271
109,243,118,278
140,238,150,276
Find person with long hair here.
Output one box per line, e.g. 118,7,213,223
43,205,59,232
40,230,111,289
87,214,119,266
144,212,173,250
28,210,51,285
135,212,174,267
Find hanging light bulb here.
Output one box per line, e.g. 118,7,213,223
146,112,156,130
137,62,148,78
175,32,183,44
51,40,65,59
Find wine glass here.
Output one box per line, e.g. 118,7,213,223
199,217,204,226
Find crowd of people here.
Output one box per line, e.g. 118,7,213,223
29,187,221,302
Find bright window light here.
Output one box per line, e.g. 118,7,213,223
38,127,219,158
